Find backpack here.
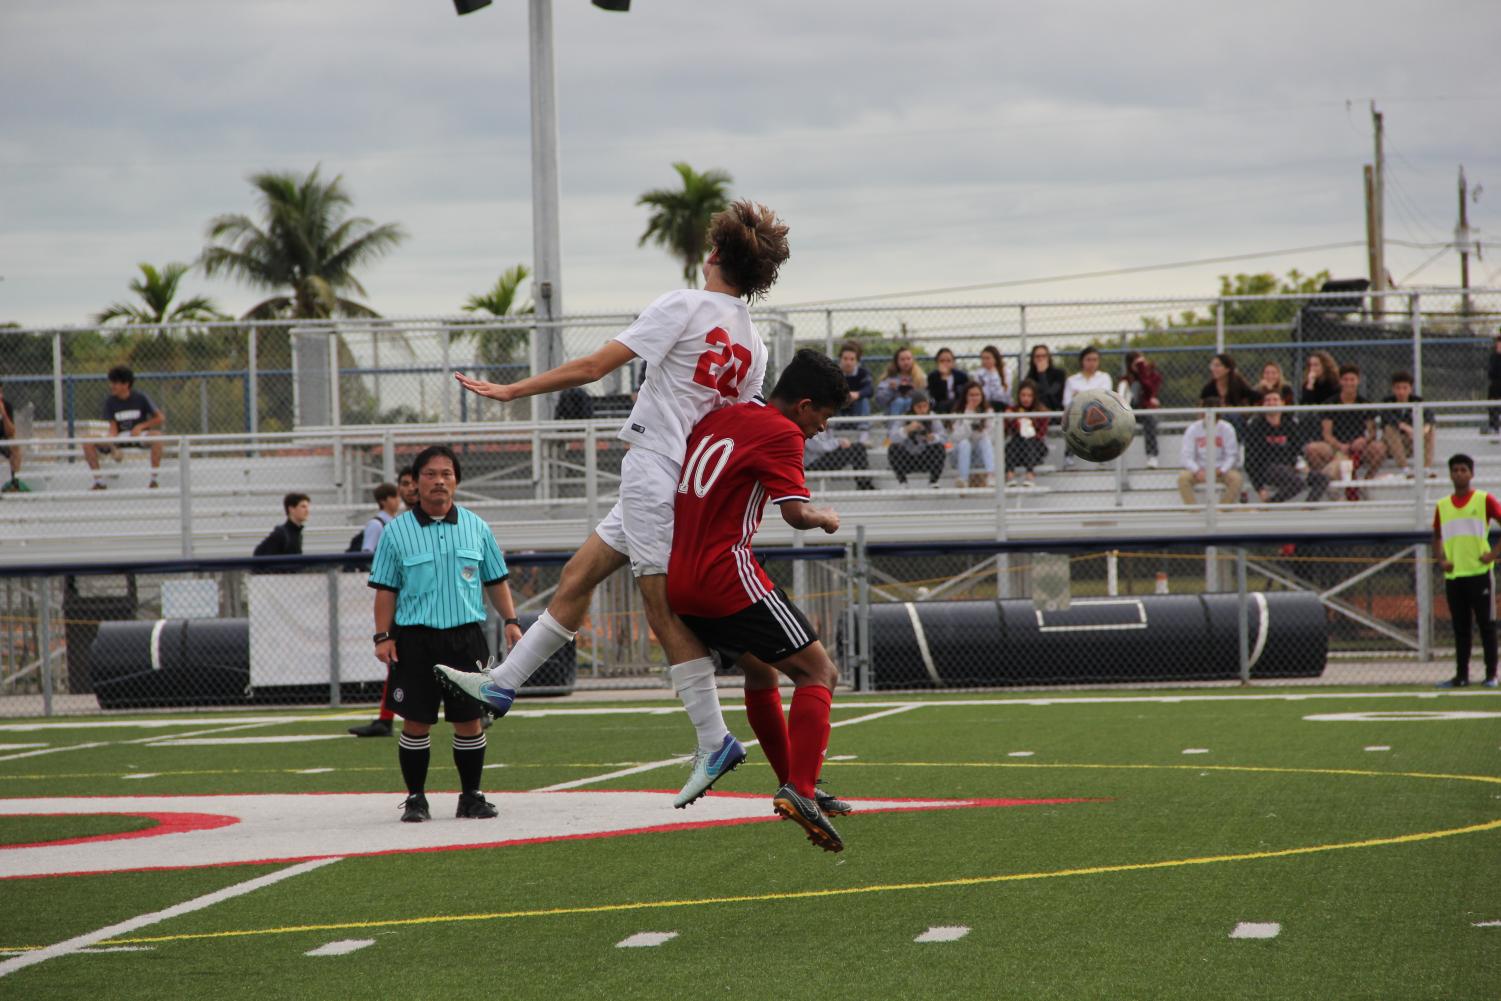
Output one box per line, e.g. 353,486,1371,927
346,529,366,553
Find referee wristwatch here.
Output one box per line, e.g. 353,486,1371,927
372,631,393,644
503,618,521,628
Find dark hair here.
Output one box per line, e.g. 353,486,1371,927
412,444,462,484
1211,352,1238,373
770,349,848,410
839,340,863,360
1014,378,1042,409
373,482,398,504
979,345,1007,387
709,200,790,301
1024,346,1053,382
107,365,134,386
397,465,414,481
961,382,989,411
283,492,309,513
1078,345,1100,364
1450,453,1474,471
935,347,955,363
1124,350,1144,371
1339,363,1361,378
1390,370,1413,385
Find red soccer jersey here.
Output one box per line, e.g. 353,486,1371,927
667,400,812,618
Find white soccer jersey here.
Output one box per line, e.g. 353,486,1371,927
613,289,768,464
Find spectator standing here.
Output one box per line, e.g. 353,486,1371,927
873,346,927,416
0,383,26,493
1024,344,1066,412
1062,346,1113,468
1244,391,1327,502
369,445,524,821
1119,351,1163,468
397,465,418,510
1432,454,1501,688
1305,364,1387,495
926,347,970,414
253,492,310,557
837,341,874,419
951,383,995,488
1178,397,1242,507
887,390,947,486
1486,334,1501,435
1004,380,1050,485
973,344,1011,409
1381,371,1436,477
82,365,165,490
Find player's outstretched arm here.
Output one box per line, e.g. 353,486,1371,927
454,341,637,404
779,500,839,535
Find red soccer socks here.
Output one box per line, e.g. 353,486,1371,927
743,686,790,785
787,685,833,799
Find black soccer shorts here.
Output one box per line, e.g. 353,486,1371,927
384,623,489,725
678,588,818,666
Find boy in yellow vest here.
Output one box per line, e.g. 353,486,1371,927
1433,453,1501,687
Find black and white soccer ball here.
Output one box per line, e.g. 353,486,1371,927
1062,389,1136,463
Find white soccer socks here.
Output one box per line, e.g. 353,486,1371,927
669,657,732,752
488,609,576,691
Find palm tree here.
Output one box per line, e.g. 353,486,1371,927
636,163,733,287
199,166,406,319
95,262,225,327
460,264,534,369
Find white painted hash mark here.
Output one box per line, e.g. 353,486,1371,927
122,773,159,780
616,932,678,948
305,939,375,957
915,926,971,943
1182,749,1210,755
1474,920,1501,928
1230,922,1281,939
295,768,334,775
827,754,858,761
1007,751,1035,757
1364,746,1391,752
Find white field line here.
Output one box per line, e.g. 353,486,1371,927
531,704,921,793
0,742,110,763
305,939,375,957
616,932,678,948
0,857,341,979
1229,922,1282,939
915,926,971,943
0,721,293,765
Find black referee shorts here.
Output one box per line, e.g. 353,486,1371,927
678,588,818,667
384,623,489,725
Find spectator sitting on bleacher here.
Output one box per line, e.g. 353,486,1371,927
1119,351,1163,469
888,390,947,487
974,345,1011,409
838,341,874,418
1254,361,1294,402
82,365,165,490
1062,345,1112,469
1003,379,1050,486
1024,344,1066,413
873,345,927,416
1299,350,1341,406
1245,391,1327,503
951,383,995,488
0,382,26,493
1306,363,1388,496
1178,396,1242,507
1381,371,1436,478
1199,353,1256,437
806,427,875,491
926,347,969,414
254,492,310,557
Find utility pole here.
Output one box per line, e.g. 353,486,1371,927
1368,103,1386,321
1457,165,1474,327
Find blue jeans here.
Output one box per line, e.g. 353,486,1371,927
956,436,994,479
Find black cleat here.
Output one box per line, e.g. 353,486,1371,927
348,719,393,737
773,783,844,853
455,791,498,819
399,793,430,823
815,780,853,817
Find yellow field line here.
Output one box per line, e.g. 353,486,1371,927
88,814,1501,948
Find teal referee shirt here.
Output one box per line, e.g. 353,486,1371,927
368,504,509,628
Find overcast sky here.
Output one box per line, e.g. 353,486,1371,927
2,0,1498,328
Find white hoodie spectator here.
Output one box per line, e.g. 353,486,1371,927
1178,411,1243,506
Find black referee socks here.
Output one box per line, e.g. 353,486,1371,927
452,732,487,795
398,731,431,795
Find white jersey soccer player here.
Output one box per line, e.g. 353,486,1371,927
440,200,792,807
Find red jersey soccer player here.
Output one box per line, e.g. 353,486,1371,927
668,349,850,851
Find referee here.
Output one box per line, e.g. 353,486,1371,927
369,444,525,821
1433,453,1501,688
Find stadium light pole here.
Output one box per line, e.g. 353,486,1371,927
453,0,628,422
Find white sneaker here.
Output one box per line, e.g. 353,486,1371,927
1146,456,1159,469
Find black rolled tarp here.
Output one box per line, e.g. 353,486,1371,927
858,592,1326,689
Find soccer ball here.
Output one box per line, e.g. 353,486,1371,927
1063,389,1136,463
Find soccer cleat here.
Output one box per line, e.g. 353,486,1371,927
348,718,392,737
1434,678,1470,688
399,793,430,823
455,791,498,819
432,662,515,718
773,783,844,853
1482,678,1499,688
815,780,853,817
673,733,746,808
